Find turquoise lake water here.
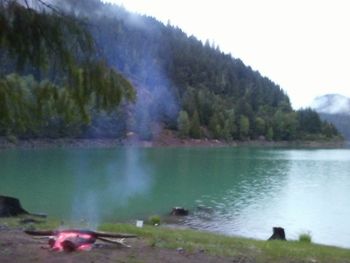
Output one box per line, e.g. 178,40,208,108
1,147,350,247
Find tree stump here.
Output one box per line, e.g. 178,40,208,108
268,227,286,241
170,207,189,216
0,196,29,217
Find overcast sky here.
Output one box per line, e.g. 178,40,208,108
103,0,350,109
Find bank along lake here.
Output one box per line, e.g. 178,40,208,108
1,146,350,248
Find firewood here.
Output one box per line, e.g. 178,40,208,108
97,237,131,248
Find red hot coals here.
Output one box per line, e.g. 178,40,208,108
25,229,137,252
48,230,96,252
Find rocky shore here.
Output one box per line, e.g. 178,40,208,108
0,129,346,150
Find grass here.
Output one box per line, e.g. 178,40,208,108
1,217,350,262
99,223,350,263
0,215,60,230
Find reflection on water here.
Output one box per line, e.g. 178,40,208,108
1,147,350,247
183,149,291,240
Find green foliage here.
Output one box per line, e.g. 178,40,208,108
0,0,93,74
266,127,274,141
297,108,322,135
0,1,135,138
177,110,190,138
299,233,312,243
239,115,250,139
272,110,298,140
255,117,266,136
100,223,350,262
148,215,161,226
319,113,348,140
296,108,339,140
190,110,201,139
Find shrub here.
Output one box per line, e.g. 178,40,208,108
148,215,161,226
299,233,312,243
6,134,18,144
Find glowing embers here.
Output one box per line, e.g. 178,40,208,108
25,229,137,252
48,230,96,252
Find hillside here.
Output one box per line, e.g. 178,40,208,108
0,0,342,142
60,0,342,142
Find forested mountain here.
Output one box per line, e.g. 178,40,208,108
0,0,341,141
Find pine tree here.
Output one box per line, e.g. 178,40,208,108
177,110,190,138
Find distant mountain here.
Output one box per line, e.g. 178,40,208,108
311,94,350,115
311,94,350,140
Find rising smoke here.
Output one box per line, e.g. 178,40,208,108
48,0,180,140
20,0,177,226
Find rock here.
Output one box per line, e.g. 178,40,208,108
176,247,184,253
0,196,29,217
170,207,189,216
268,227,286,241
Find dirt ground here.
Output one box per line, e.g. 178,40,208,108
0,228,248,263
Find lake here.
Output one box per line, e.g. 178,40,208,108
1,146,350,248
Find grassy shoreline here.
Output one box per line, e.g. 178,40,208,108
1,216,350,262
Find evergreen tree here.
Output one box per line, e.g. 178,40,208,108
177,110,190,138
239,115,250,140
0,0,135,137
190,110,201,139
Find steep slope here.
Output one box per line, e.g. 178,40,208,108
82,0,340,141
0,0,342,142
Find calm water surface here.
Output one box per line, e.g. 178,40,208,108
1,147,350,248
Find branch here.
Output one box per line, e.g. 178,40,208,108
97,237,131,248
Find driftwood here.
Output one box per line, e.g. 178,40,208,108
97,237,131,248
268,227,286,241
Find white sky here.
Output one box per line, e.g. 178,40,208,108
103,0,350,109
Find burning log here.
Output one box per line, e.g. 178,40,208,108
51,231,96,252
25,229,137,252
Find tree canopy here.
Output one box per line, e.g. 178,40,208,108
0,0,135,137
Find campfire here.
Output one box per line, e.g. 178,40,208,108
25,229,137,252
